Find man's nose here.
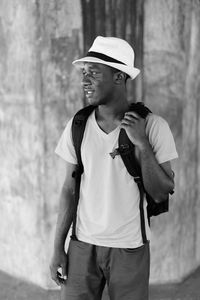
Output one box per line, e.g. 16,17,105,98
81,74,92,86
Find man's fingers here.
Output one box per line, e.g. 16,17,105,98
62,267,67,280
57,271,67,284
123,116,137,124
122,113,146,129
50,252,68,285
121,119,134,127
61,259,68,280
50,269,66,286
50,266,61,286
125,111,140,119
58,264,67,282
122,113,141,125
50,265,64,285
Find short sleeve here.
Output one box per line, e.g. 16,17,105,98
146,114,178,164
55,118,77,164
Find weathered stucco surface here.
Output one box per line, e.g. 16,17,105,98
0,0,82,288
144,0,200,283
0,0,200,290
0,0,46,286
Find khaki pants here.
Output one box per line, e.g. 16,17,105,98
61,239,150,300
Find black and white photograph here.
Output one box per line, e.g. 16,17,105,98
0,1,200,299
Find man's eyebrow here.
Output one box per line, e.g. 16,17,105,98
88,65,100,70
82,66,100,72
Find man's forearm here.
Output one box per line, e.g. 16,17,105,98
138,141,174,202
54,186,75,252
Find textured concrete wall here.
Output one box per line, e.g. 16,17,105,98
0,0,83,288
0,0,45,287
144,0,200,283
1,0,200,289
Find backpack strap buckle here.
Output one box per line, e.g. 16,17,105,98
109,144,132,159
109,148,120,159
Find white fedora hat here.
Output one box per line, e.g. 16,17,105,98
72,36,140,80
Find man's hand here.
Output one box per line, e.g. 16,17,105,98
50,250,68,286
121,111,148,149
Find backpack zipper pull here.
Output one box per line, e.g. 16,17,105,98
109,144,130,159
109,148,120,159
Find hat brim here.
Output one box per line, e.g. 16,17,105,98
72,56,140,80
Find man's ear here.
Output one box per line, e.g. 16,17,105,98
113,72,126,84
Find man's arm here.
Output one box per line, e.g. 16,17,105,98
50,162,77,285
138,141,174,202
121,111,174,203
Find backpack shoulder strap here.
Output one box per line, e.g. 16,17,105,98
118,129,141,179
118,102,169,229
119,128,148,243
72,105,96,173
71,105,96,240
118,102,151,243
118,102,151,180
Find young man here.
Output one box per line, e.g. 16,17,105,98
50,36,178,300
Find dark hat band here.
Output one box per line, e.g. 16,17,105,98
86,51,126,65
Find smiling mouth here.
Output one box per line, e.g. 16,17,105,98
84,89,94,97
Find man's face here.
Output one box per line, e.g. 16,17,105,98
81,63,115,106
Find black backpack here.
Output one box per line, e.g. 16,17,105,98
71,102,171,244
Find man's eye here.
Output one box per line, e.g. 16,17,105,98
82,70,98,77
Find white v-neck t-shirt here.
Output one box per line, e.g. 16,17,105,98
55,111,178,248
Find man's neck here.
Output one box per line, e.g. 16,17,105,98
95,90,129,122
94,97,129,134
96,103,128,121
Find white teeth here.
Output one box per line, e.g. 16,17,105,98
85,90,93,94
